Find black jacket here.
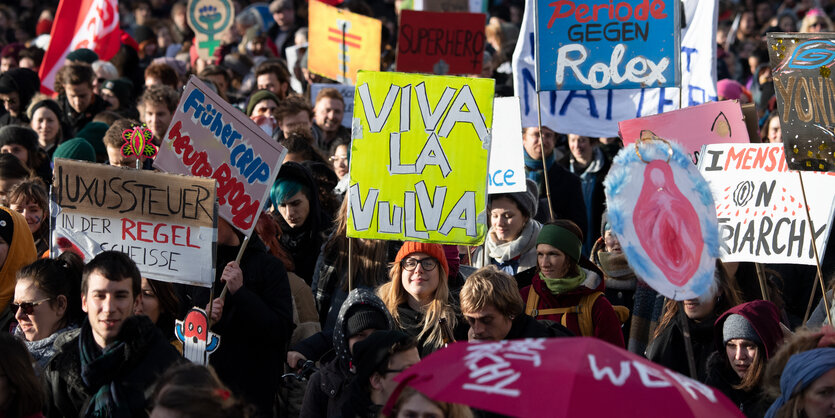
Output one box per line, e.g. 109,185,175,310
646,316,716,382
505,314,574,340
185,234,294,418
59,93,109,137
534,163,588,236
704,352,769,418
42,316,182,418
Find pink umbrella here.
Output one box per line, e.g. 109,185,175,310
391,337,744,418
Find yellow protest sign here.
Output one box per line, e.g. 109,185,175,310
347,71,494,245
308,0,381,85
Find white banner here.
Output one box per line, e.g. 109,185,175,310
488,97,526,194
698,143,835,265
512,0,717,137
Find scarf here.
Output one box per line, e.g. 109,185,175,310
540,270,586,294
486,220,539,267
14,324,77,374
765,348,835,418
524,150,557,191
597,251,636,290
79,320,131,418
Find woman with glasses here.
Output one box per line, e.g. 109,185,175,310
329,139,350,196
378,242,468,357
11,252,83,373
519,220,625,347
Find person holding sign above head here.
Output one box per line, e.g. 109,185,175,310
269,162,330,285
521,126,588,236
707,300,784,417
378,242,469,357
471,179,541,277
518,220,624,347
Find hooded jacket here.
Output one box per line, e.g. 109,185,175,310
520,267,625,347
0,68,40,126
300,288,393,418
0,207,38,313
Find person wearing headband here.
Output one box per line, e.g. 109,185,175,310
519,220,624,347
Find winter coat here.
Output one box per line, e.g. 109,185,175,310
300,288,394,418
520,268,625,347
14,324,78,374
42,316,182,418
472,219,541,276
504,314,574,340
0,207,38,314
58,94,109,137
184,234,294,418
645,316,717,382
592,238,636,343
705,352,770,418
562,147,610,254
532,163,588,243
394,303,469,357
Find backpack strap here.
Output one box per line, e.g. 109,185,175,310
526,289,598,336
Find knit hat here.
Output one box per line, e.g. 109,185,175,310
102,78,134,108
75,122,108,155
492,179,538,218
27,99,62,122
65,48,99,64
537,224,582,262
395,242,449,277
0,68,41,111
723,313,762,345
352,330,412,380
0,43,22,59
246,89,280,116
717,79,752,103
0,125,37,151
53,138,96,162
0,209,14,245
345,304,389,338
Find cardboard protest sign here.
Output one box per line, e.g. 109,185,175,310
536,0,680,91
488,97,526,194
604,139,719,300
619,101,751,163
397,10,486,76
348,71,494,244
308,0,382,85
698,143,835,265
154,76,287,237
310,83,354,128
51,160,217,287
187,0,235,61
767,33,835,172
513,0,715,136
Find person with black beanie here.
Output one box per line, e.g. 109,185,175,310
0,68,40,127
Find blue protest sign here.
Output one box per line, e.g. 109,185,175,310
535,0,680,91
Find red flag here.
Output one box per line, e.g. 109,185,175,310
38,0,123,95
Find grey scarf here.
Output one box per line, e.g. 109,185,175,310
15,324,78,374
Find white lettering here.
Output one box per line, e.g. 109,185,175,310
588,354,631,386
554,44,670,89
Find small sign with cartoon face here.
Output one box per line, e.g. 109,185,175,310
176,307,221,365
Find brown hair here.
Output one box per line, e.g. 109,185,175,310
323,198,389,292
314,87,344,106
0,333,44,417
281,130,327,164
144,278,180,339
55,62,95,89
384,386,473,418
138,84,180,113
763,326,835,405
8,177,49,238
276,94,313,123
16,252,84,329
152,363,252,418
144,62,180,90
255,61,290,84
103,118,141,148
460,266,524,318
538,219,583,278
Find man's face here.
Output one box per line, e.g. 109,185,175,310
1,144,28,165
522,127,556,161
314,98,345,134
107,145,142,168
464,304,514,341
376,348,420,401
65,83,94,114
0,56,17,73
272,6,295,29
81,271,138,348
257,73,288,98
252,99,278,118
279,110,312,137
205,74,228,95
141,101,174,143
0,91,20,116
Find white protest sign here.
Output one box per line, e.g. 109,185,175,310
286,43,306,94
512,0,717,136
310,83,354,128
488,97,526,194
699,143,835,265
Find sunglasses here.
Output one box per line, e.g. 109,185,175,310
11,297,51,315
401,257,438,271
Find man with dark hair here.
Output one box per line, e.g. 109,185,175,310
55,63,109,135
103,118,144,168
0,68,40,126
268,0,302,59
144,62,181,90
138,85,179,144
312,88,351,152
275,94,313,140
43,251,182,418
255,61,290,99
344,330,420,417
198,65,231,102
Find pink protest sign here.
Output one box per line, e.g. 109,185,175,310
154,76,287,236
619,100,751,163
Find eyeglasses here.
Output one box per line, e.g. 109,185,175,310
329,155,348,163
11,297,51,315
401,257,438,271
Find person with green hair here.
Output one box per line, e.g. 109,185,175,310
269,162,330,285
518,219,624,347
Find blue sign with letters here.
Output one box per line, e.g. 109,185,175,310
536,0,680,91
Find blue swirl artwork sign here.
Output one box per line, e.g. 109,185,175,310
535,0,680,91
187,0,235,60
767,33,835,172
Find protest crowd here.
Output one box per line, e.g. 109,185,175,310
1,0,835,417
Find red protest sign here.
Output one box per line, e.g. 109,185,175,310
397,10,486,76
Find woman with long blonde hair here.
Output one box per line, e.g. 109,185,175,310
378,242,468,356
